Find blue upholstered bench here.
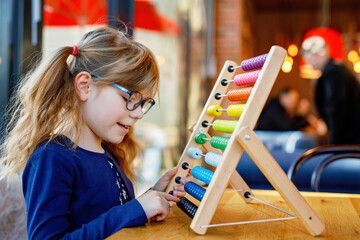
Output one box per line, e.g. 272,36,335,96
236,131,360,194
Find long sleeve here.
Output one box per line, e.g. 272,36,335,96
321,71,343,144
256,99,309,131
316,59,360,144
23,142,148,240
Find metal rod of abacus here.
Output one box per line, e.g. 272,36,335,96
200,192,297,228
229,65,242,71
216,94,227,98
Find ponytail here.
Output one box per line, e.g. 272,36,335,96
0,46,82,182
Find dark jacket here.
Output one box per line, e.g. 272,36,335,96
256,98,309,131
316,58,360,144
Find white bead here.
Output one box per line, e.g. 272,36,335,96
187,147,202,159
205,152,222,167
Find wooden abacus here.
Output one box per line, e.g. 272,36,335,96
165,46,325,236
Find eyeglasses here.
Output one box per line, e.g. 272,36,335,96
89,73,155,114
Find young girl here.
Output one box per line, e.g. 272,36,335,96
0,26,186,239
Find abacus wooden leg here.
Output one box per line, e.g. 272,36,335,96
236,126,325,236
229,171,253,203
201,132,253,204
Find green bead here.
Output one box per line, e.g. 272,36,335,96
212,120,237,133
194,133,207,144
210,136,229,150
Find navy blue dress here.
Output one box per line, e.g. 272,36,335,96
22,136,147,239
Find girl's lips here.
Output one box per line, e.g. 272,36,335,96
117,123,130,132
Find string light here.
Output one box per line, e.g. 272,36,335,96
288,44,298,57
300,64,322,79
282,61,292,73
353,58,360,73
347,50,358,62
284,55,293,65
281,55,293,73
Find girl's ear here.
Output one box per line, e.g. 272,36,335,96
74,72,91,101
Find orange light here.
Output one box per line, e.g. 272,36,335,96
288,44,298,57
282,61,292,73
347,50,358,62
354,59,360,73
284,55,293,65
300,64,322,79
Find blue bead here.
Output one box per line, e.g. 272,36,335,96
192,166,214,185
184,181,206,201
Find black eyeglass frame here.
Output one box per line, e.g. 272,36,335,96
89,73,156,114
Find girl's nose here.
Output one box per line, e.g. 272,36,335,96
129,105,144,119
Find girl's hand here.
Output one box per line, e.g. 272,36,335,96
152,167,191,198
152,167,177,192
137,190,179,222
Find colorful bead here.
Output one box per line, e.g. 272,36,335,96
207,105,222,116
227,87,253,101
240,53,268,71
192,166,214,184
187,147,202,159
205,152,222,167
184,182,206,201
210,136,229,150
194,133,207,145
212,120,237,133
234,70,260,86
177,197,198,218
227,104,246,117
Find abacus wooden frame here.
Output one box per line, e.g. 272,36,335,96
166,46,325,236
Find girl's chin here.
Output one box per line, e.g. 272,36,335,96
108,135,125,144
102,135,125,144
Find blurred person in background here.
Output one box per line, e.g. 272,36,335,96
302,36,360,144
256,87,326,134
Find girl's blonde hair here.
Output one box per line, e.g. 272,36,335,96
0,26,159,182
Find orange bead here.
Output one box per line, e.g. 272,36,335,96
227,87,253,101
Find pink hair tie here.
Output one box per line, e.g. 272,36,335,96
71,45,78,56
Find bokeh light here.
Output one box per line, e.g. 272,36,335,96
347,50,358,62
284,55,293,65
300,64,322,79
282,61,292,73
288,44,298,57
353,58,360,73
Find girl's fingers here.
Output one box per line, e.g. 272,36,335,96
161,192,180,202
173,184,184,191
183,175,192,182
162,167,177,181
172,190,186,197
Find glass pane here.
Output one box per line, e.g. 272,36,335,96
127,92,142,110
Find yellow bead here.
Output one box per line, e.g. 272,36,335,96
227,104,246,117
207,105,222,116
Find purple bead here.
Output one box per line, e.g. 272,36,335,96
240,53,268,71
